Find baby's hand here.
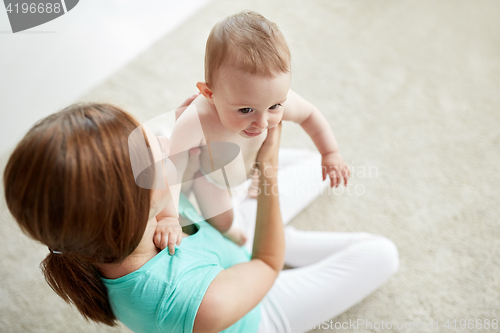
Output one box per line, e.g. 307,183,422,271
154,217,183,255
322,152,350,187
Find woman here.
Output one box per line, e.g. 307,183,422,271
3,100,399,332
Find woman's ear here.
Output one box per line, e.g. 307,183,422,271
196,82,214,104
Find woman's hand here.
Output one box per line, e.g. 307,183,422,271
257,122,282,165
255,122,282,180
175,92,200,120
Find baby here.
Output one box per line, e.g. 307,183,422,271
154,11,350,253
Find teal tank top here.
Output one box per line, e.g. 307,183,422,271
101,194,261,333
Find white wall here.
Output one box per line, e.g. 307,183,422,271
0,0,211,156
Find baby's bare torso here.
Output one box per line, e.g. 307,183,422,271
194,95,266,185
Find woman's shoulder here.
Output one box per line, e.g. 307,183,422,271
101,247,225,332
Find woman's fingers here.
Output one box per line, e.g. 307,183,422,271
179,93,200,108
267,122,282,145
256,122,282,163
176,93,200,120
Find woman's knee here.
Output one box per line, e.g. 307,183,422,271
368,236,400,276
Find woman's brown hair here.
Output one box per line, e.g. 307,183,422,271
3,103,154,326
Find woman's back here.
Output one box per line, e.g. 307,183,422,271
101,194,261,333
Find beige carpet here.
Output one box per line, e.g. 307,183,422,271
1,0,499,332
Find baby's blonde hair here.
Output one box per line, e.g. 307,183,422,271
205,10,291,88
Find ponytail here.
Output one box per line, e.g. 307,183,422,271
41,253,116,326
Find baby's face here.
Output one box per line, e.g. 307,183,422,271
211,66,291,138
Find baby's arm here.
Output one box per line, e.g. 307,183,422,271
168,98,206,208
154,193,183,255
154,97,205,253
282,89,350,187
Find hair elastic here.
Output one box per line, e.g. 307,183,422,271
49,248,63,255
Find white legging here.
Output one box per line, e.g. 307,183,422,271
231,149,400,333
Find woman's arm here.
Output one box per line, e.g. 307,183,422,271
152,95,204,252
193,123,284,333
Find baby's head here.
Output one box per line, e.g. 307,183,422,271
197,11,291,138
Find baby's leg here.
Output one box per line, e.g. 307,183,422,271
192,173,233,232
192,173,247,245
180,147,201,196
